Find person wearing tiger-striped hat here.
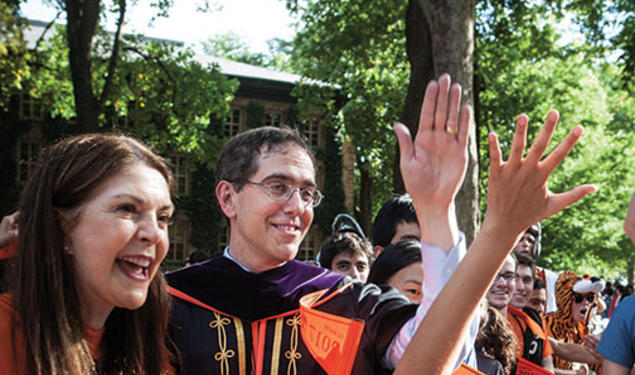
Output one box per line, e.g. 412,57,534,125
544,271,605,373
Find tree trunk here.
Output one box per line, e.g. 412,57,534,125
397,0,479,244
65,0,100,132
358,163,372,237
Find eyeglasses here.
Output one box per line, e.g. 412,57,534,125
573,293,595,303
494,272,519,282
246,180,323,208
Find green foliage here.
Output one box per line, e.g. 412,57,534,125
291,0,409,222
477,53,634,279
19,23,238,166
0,3,31,110
289,0,634,278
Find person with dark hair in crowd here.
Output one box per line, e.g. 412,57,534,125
527,279,548,319
367,240,423,303
510,254,602,371
371,194,420,256
513,223,560,313
185,250,211,267
475,302,519,375
318,230,373,281
511,253,536,312
0,134,175,374
486,253,556,372
166,74,595,375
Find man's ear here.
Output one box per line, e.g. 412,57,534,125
216,181,237,219
373,245,384,258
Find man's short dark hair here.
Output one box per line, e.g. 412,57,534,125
215,126,315,191
318,231,372,269
515,253,536,278
371,194,418,247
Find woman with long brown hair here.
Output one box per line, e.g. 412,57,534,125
0,133,176,374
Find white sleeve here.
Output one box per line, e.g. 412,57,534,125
383,233,479,370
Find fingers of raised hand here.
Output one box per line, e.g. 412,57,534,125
446,83,462,136
419,80,439,132
509,114,528,163
393,122,414,162
544,185,598,219
488,132,502,171
434,74,451,132
540,126,583,176
457,105,470,147
527,110,559,164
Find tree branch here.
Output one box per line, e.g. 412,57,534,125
34,11,62,50
99,0,127,110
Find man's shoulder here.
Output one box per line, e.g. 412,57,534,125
167,257,347,320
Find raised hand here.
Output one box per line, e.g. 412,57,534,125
483,110,597,236
0,211,19,248
393,74,470,250
393,73,470,209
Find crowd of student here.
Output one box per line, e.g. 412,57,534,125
317,195,634,375
0,73,631,375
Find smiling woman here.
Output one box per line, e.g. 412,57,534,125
0,134,176,375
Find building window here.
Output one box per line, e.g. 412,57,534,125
168,154,190,196
224,108,241,137
303,117,320,148
19,94,44,121
265,112,281,127
17,138,42,184
298,229,317,262
168,218,190,262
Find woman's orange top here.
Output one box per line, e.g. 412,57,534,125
0,293,104,374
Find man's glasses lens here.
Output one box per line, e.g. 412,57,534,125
246,181,323,207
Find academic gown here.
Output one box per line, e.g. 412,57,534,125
167,255,417,375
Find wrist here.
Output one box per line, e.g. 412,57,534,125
475,220,520,256
416,203,458,251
